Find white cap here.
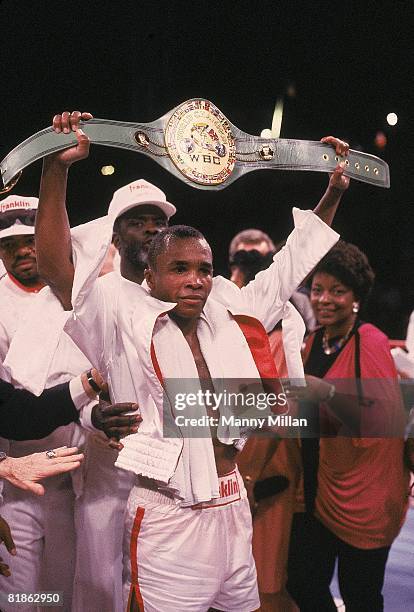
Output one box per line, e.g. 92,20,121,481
0,195,38,239
108,179,176,220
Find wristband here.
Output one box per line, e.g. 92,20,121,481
86,370,101,395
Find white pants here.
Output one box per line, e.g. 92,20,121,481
123,469,260,612
72,434,134,612
0,473,76,612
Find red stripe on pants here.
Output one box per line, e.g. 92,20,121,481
127,506,145,612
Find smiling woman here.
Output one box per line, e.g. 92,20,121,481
287,241,409,612
309,240,375,349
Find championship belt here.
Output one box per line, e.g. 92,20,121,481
0,98,390,192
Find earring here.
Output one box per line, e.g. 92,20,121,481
352,302,360,314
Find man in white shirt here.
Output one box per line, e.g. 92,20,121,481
0,195,90,611
66,179,176,612
0,188,160,611
0,195,136,611
36,110,350,611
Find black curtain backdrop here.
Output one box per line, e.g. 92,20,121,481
1,0,413,337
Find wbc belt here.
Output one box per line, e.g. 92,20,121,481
0,98,390,192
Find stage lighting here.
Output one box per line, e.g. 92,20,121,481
101,165,115,175
386,113,398,126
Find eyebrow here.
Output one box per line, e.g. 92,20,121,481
0,237,34,245
127,214,166,221
169,259,213,268
312,282,346,289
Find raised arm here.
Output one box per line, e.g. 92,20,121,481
312,136,350,225
36,111,92,309
238,137,350,328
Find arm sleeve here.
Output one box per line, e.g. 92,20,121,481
65,278,113,371
0,321,11,365
406,310,414,354
356,328,406,441
64,217,117,371
0,378,78,441
68,375,95,410
239,208,339,331
68,376,100,433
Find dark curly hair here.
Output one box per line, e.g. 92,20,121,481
309,240,375,306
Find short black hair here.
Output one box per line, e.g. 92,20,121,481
310,240,375,305
147,225,208,269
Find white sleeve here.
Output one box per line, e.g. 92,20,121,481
78,401,101,433
68,375,96,409
406,310,414,354
65,280,113,372
68,377,101,433
239,208,339,331
64,216,116,371
0,320,10,366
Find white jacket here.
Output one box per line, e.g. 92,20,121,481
62,207,339,503
3,207,338,504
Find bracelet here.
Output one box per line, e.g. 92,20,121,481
86,370,102,395
324,384,336,402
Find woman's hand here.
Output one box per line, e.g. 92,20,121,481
0,446,84,495
285,375,335,404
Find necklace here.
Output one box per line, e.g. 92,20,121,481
322,321,355,355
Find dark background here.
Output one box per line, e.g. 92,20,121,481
1,1,413,337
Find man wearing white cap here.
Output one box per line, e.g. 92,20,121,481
0,196,126,612
0,192,145,610
66,179,175,612
33,111,350,612
0,185,174,610
110,179,176,284
0,197,44,328
0,195,83,610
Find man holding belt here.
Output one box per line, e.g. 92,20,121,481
35,110,349,611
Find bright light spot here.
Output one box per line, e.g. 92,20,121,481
260,128,273,139
101,165,115,176
386,113,398,126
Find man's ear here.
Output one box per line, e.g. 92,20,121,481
145,267,154,289
112,232,121,252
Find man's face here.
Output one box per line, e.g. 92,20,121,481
146,237,213,320
113,205,168,269
0,235,39,283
